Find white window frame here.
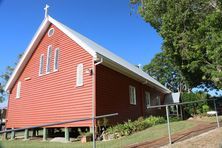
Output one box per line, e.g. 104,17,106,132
145,91,151,108
76,63,84,86
46,45,52,74
16,81,21,99
54,48,59,72
39,54,44,76
129,85,136,105
48,28,55,37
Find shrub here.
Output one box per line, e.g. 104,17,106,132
202,104,210,113
134,119,149,131
105,116,166,139
144,116,166,126
169,116,181,122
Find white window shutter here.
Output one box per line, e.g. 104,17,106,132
76,64,83,86
16,81,21,98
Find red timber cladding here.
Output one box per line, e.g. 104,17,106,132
96,65,166,124
6,24,93,128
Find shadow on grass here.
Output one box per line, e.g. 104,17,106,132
173,123,216,143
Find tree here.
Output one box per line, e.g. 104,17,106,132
143,51,188,92
131,0,222,89
181,92,210,117
0,54,22,102
0,66,14,102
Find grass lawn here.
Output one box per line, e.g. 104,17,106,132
0,120,196,148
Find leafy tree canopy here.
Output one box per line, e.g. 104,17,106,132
143,51,189,92
131,0,222,89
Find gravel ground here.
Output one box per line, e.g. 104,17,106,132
162,128,222,148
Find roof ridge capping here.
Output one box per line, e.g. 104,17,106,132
5,15,171,94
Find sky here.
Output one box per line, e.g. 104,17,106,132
0,0,162,75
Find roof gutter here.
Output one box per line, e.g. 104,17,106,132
95,57,103,66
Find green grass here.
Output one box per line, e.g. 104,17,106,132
0,120,196,148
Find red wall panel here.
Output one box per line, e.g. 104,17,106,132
96,65,165,125
6,24,93,128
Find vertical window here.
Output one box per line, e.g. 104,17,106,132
129,85,136,105
145,91,151,107
54,48,59,71
46,45,52,74
39,54,44,76
16,81,21,99
157,96,161,109
76,64,83,86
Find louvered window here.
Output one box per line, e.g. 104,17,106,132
145,91,151,107
76,64,83,86
16,81,21,99
46,45,52,73
54,48,59,71
157,96,161,109
39,54,44,75
129,85,136,105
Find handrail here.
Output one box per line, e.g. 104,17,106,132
146,98,217,109
0,113,118,134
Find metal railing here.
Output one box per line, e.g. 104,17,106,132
0,113,118,134
0,113,118,148
147,98,220,146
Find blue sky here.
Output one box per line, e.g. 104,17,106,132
0,0,162,76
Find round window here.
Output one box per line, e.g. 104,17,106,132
48,28,54,37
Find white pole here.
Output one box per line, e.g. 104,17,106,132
214,100,220,128
166,105,172,145
176,105,179,117
92,59,96,148
180,104,183,119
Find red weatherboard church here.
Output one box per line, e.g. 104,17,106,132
5,15,171,130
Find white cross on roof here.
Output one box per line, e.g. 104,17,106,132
44,4,49,18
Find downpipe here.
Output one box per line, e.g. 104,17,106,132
92,57,103,148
